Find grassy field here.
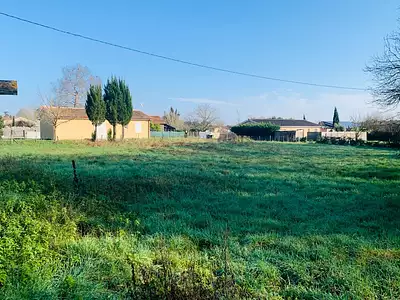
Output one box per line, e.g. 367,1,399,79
0,139,399,299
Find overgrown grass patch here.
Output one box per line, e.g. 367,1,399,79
0,140,399,298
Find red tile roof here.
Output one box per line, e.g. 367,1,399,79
150,115,165,124
40,107,151,121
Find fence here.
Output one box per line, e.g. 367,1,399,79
307,131,367,141
150,131,185,138
2,126,41,139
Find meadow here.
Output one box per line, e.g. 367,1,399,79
0,139,399,299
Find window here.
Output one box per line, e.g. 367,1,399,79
135,122,142,133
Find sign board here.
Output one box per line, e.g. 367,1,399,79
0,80,18,95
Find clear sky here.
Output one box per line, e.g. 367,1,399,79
1,0,399,124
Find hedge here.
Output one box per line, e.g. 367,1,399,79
230,122,280,138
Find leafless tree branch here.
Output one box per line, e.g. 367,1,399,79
52,64,100,108
185,104,219,131
366,30,400,108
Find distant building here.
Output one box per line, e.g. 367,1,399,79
40,107,151,140
149,116,176,131
241,118,321,139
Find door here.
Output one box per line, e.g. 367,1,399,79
96,122,107,140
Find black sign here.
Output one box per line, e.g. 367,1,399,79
0,80,18,95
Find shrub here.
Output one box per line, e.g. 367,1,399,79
299,137,307,143
368,131,400,142
316,137,368,147
107,129,112,141
150,122,162,132
230,122,280,139
91,131,96,142
0,181,77,286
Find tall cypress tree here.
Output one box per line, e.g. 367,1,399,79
333,107,340,127
117,79,133,140
104,77,121,141
85,85,106,140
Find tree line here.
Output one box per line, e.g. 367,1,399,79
86,77,133,141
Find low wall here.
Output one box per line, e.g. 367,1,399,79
307,131,367,141
2,127,41,139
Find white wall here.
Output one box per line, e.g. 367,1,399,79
322,131,367,141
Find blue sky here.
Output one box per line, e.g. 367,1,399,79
1,0,399,124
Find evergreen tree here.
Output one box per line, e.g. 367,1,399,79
104,77,121,141
333,107,340,128
117,79,133,140
12,116,15,127
85,85,106,140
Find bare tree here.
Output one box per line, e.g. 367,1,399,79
350,114,368,141
53,64,100,108
16,107,37,120
163,107,183,130
185,104,219,131
359,114,383,132
37,91,75,141
365,24,400,108
37,64,99,140
359,113,400,133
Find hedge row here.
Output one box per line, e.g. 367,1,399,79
230,122,280,138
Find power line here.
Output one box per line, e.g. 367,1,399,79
0,11,367,91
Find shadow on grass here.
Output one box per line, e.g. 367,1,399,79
1,142,400,298
0,148,399,245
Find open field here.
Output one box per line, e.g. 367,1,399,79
0,140,399,299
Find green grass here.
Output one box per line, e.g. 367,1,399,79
0,139,399,299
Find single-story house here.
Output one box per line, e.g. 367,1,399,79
241,118,321,139
40,107,151,140
150,116,176,131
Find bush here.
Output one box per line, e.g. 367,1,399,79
107,129,112,141
299,137,307,143
230,122,280,139
316,137,368,147
368,131,400,142
150,122,162,132
0,181,77,286
91,131,96,141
